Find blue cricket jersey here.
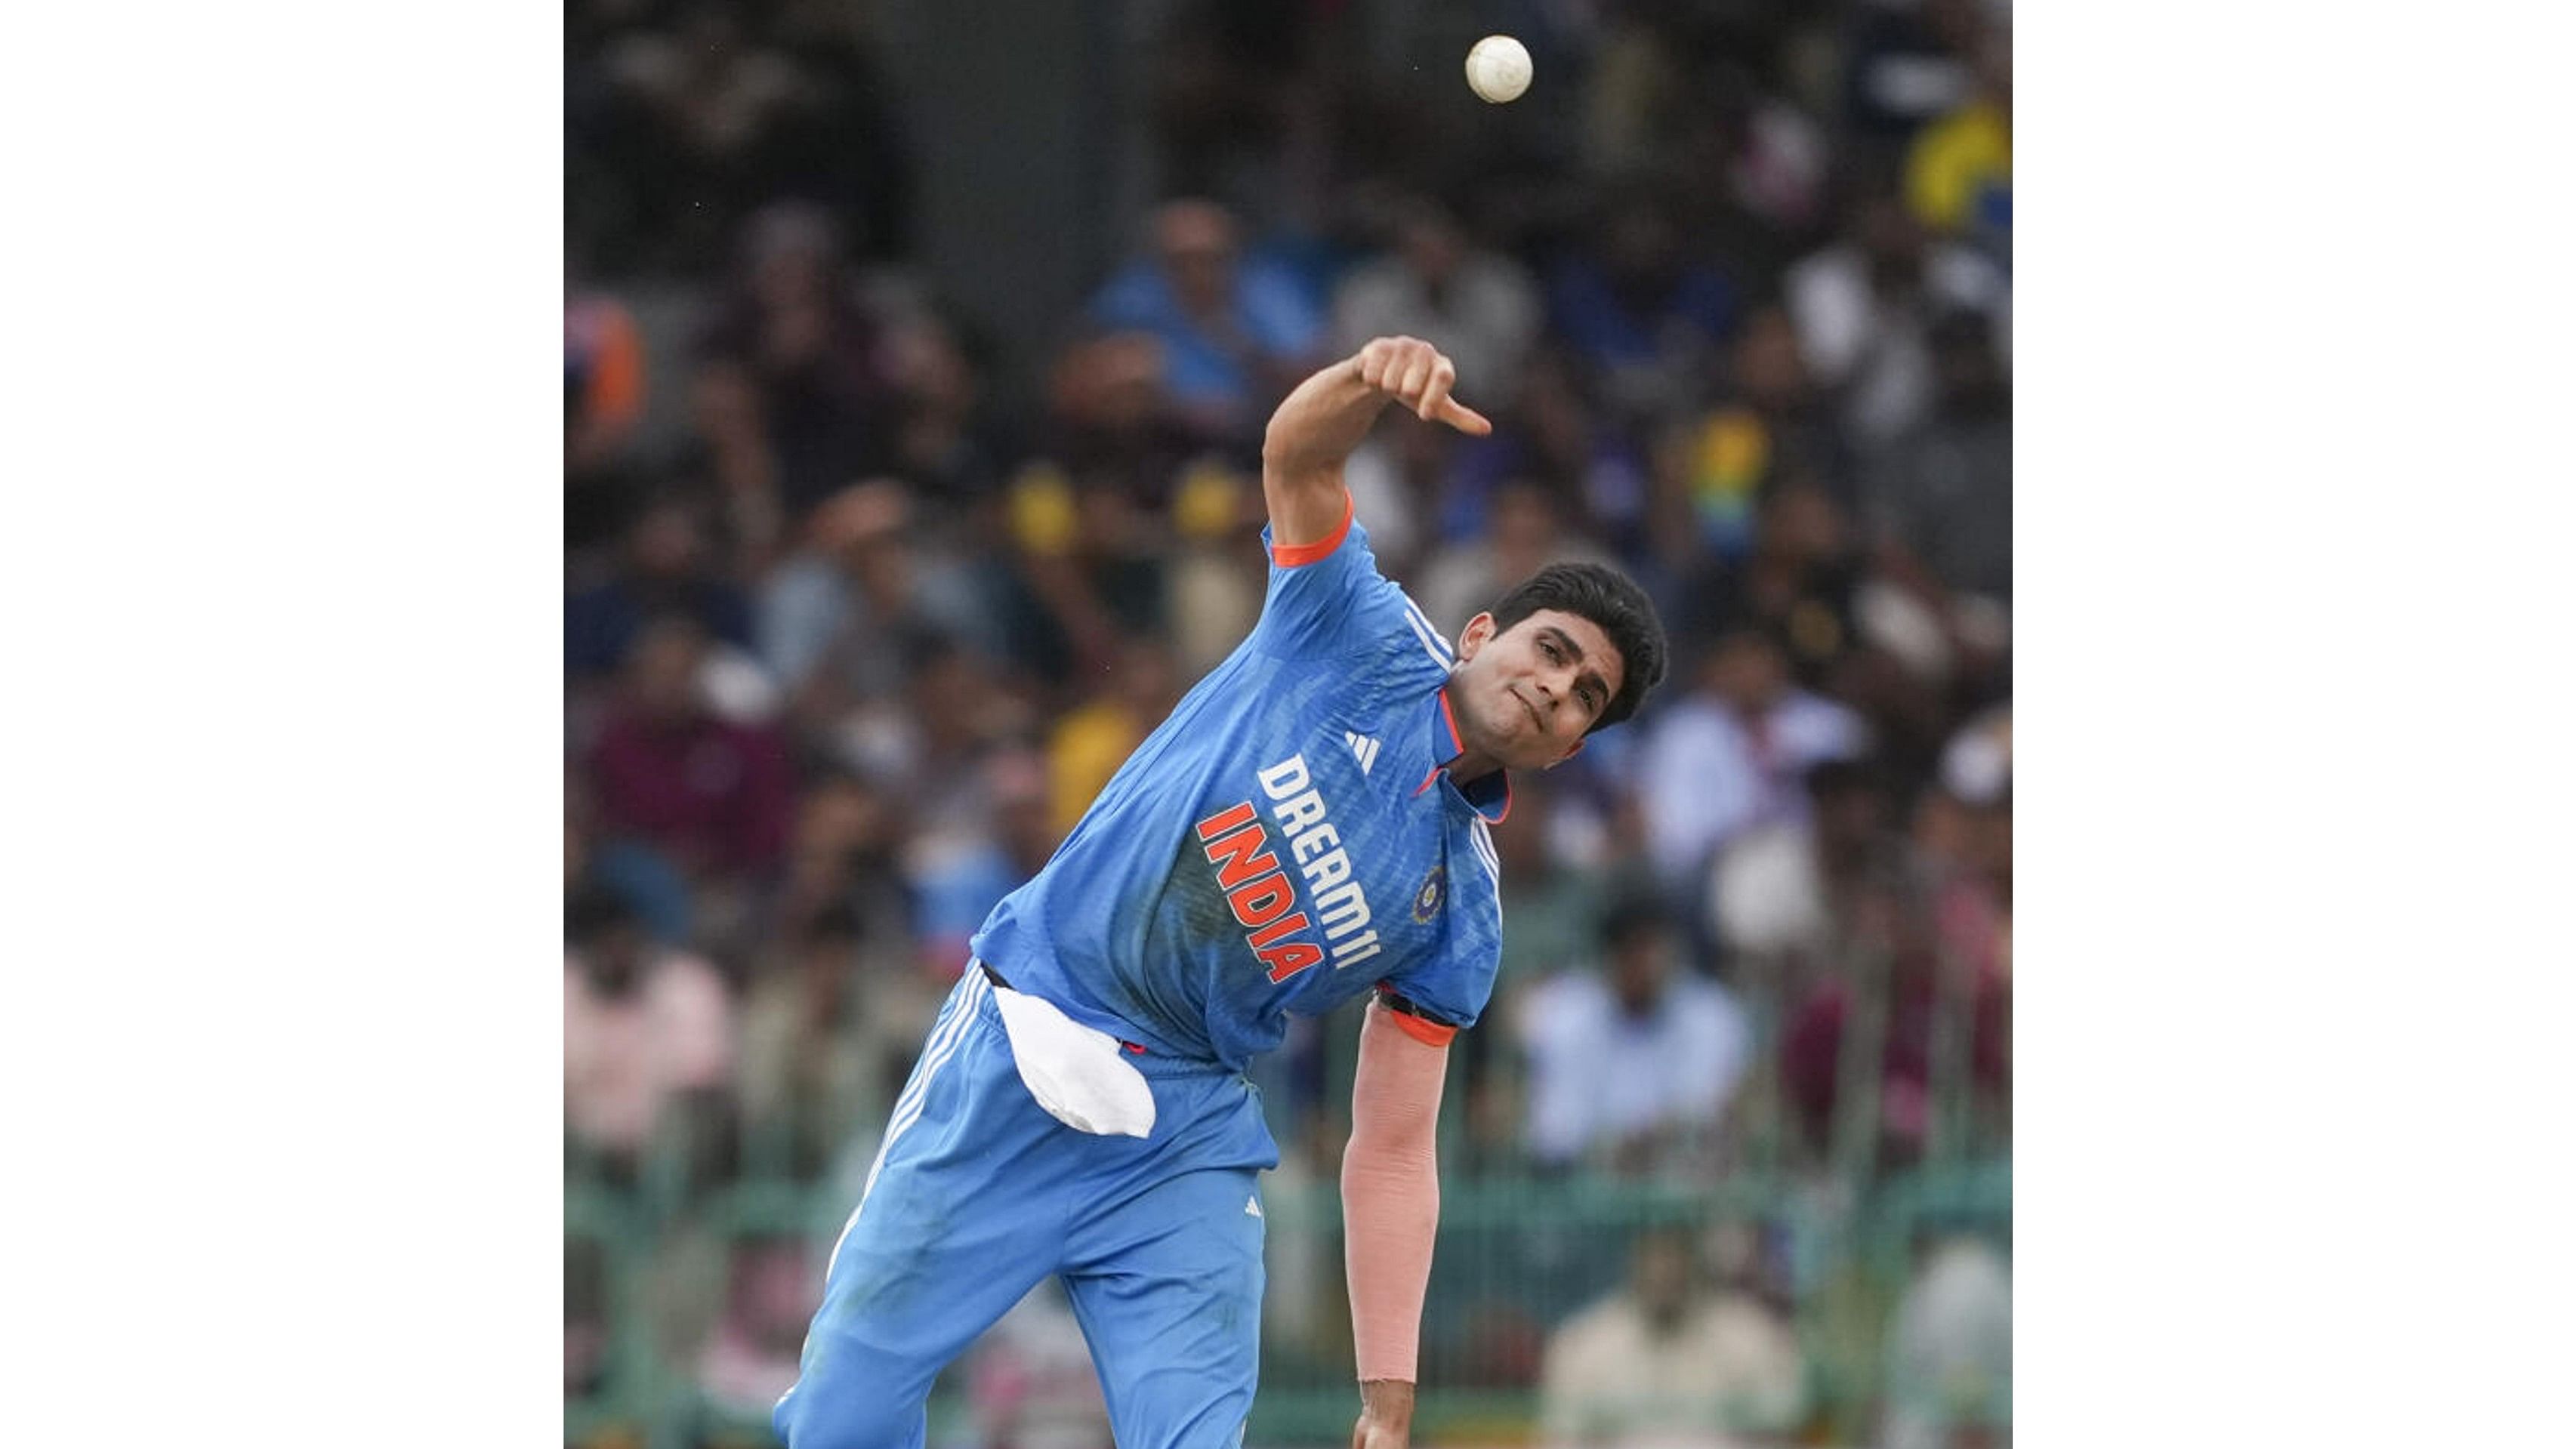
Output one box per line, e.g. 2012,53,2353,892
970,505,1507,1071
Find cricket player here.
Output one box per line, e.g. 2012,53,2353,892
776,336,1669,1449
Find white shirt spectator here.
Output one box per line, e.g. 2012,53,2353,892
1538,1288,1807,1448
1784,240,2008,452
1517,970,1753,1167
1708,820,1831,963
1331,251,1542,404
1635,690,1865,892
1882,1235,2013,1449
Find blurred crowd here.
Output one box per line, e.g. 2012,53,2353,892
568,1,2010,1444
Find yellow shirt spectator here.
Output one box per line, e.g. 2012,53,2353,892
1907,98,2010,236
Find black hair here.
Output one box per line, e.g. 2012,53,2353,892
1486,561,1669,731
803,900,865,945
566,883,640,949
1597,885,1677,953
1803,755,1883,804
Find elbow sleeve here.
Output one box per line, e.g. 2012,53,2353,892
1340,999,1449,1383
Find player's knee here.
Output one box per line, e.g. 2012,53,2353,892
773,1383,924,1449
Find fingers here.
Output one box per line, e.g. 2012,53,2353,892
1415,356,1456,423
1356,340,1395,390
1437,396,1495,436
1356,336,1486,435
1394,350,1436,412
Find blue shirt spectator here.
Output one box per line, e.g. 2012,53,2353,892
1087,199,1325,436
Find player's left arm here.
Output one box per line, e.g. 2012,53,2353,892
1340,993,1459,1448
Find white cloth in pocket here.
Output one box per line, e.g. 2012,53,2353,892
991,984,1157,1139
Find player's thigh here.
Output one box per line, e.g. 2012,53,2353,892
1061,1165,1268,1449
781,983,1061,1446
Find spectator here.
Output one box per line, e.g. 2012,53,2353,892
564,885,736,1166
1839,0,1988,152
1689,479,1871,699
840,635,1040,874
1331,195,1544,406
1779,870,2009,1167
1905,21,2012,261
566,493,758,685
588,615,797,886
566,287,651,556
694,203,892,525
760,0,918,265
696,1235,821,1420
1044,637,1183,838
1455,775,1616,1172
1491,772,1616,988
673,356,789,580
1783,193,2008,457
1708,758,1905,986
764,772,949,1090
997,452,1174,690
736,902,881,1181
1418,479,1621,643
1865,309,2013,608
1516,893,1754,1175
566,776,696,947
1442,347,1657,560
1634,627,1868,899
1657,306,1856,576
1880,1227,2012,1449
1546,186,1740,427
909,746,1060,971
1162,459,1267,680
1032,333,1206,514
589,4,815,270
1916,704,2013,1108
1087,199,1328,442
1538,1225,1807,1447
757,478,998,727
878,307,1007,514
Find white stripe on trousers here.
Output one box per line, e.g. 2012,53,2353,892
823,968,990,1280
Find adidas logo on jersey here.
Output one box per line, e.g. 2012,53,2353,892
1245,1195,1263,1219
1344,732,1381,776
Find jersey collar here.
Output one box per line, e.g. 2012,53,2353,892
1416,680,1513,824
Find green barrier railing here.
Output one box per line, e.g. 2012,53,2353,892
569,954,2008,1447
567,1162,2009,1448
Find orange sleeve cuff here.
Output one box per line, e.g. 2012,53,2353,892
1267,489,1354,567
1382,1006,1458,1049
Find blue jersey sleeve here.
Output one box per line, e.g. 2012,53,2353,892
1377,834,1504,1040
1381,939,1501,1039
1251,496,1402,660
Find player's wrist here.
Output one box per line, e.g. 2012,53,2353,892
1358,1377,1417,1428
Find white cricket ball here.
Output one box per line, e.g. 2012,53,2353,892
1464,35,1532,104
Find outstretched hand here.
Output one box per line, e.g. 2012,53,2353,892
1353,336,1492,436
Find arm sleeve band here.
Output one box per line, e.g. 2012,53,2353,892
1341,996,1448,1383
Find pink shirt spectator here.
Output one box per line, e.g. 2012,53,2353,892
564,948,736,1154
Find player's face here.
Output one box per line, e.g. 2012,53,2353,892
1451,609,1625,769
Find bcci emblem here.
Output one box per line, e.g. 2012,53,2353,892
1411,865,1447,923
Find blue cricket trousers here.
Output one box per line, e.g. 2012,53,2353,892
776,967,1280,1449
